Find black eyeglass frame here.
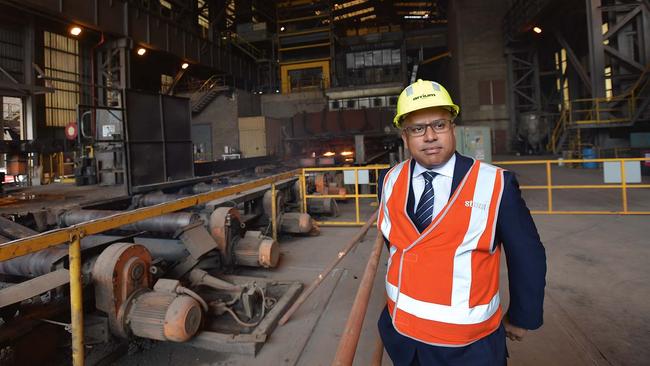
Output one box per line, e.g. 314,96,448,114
402,119,455,137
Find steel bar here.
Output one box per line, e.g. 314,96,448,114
279,210,378,326
332,231,384,365
69,233,84,366
371,335,385,366
59,210,201,233
0,269,69,308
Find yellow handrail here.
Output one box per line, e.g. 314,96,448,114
493,157,650,215
302,165,390,226
567,66,649,126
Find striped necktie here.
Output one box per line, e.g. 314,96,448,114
414,171,437,232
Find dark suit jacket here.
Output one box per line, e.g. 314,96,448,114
377,153,547,365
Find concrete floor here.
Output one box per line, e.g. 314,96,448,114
112,160,650,366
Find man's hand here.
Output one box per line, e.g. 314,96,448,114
503,316,528,341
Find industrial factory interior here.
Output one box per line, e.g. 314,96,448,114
0,0,648,365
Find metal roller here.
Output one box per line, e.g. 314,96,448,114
135,193,191,207
188,182,227,194
59,209,201,233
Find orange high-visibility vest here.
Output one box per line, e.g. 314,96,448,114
378,158,505,346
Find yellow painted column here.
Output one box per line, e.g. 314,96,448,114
301,169,308,214
69,231,85,366
354,169,360,224
546,161,553,212
621,161,628,213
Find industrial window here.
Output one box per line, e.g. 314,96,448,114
555,49,569,111
161,74,173,94
478,80,505,105
0,26,24,83
43,31,80,127
197,0,210,37
346,49,400,69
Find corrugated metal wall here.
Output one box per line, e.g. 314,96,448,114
0,25,24,83
43,31,80,127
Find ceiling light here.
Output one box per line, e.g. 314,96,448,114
280,26,285,31
136,47,147,56
340,151,353,156
533,26,542,34
323,151,336,157
181,62,189,69
70,26,82,36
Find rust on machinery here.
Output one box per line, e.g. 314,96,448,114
315,173,328,194
280,212,315,234
234,231,280,268
126,290,202,342
92,242,152,338
208,206,244,262
263,189,285,221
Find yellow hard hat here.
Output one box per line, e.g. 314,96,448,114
393,79,460,127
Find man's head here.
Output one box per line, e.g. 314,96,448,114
401,107,456,168
393,80,459,168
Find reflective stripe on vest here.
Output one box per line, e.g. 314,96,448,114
378,159,505,345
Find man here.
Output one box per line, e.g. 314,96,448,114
377,80,546,365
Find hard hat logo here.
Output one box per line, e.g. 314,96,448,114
413,93,436,101
393,79,460,128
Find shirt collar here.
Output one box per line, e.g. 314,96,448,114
413,153,456,179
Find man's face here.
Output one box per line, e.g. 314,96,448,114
401,107,456,168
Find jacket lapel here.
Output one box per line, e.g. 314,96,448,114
450,152,473,199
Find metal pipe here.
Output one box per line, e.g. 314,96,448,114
332,231,384,365
69,232,84,366
279,210,378,326
60,210,200,233
371,335,384,366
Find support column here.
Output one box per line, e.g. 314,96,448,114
586,0,606,98
354,134,365,164
23,16,35,140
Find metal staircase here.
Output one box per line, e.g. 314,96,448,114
189,75,230,115
227,32,265,62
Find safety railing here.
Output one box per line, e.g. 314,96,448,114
0,170,300,366
189,74,227,104
569,95,633,125
300,165,390,226
567,66,649,126
493,157,650,215
40,152,74,184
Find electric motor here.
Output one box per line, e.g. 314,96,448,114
126,291,202,342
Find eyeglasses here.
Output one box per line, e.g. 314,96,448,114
402,119,454,137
